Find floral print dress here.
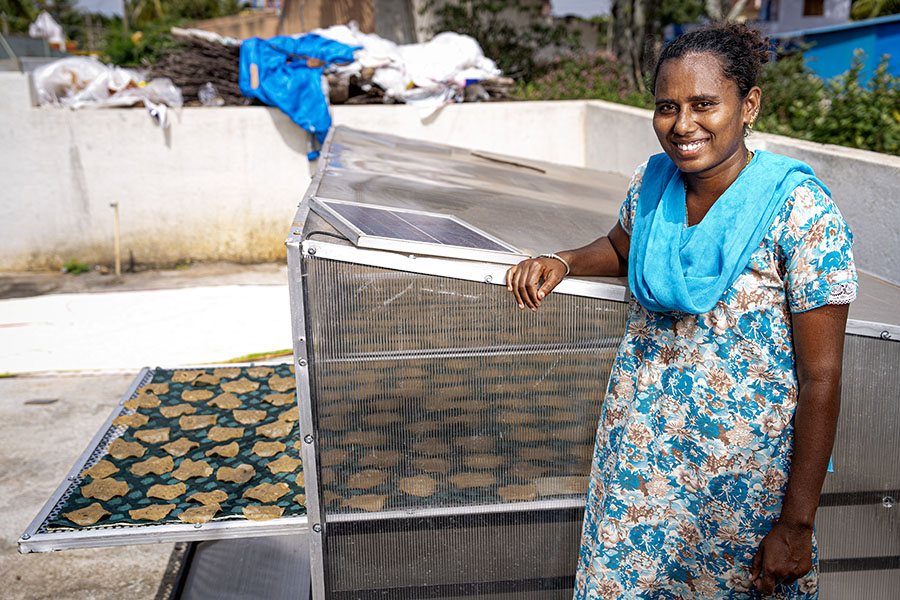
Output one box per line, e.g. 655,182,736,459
574,164,857,600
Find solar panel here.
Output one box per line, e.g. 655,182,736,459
310,198,528,264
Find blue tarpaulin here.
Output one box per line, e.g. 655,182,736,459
239,34,360,159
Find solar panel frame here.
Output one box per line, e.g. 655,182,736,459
310,197,530,265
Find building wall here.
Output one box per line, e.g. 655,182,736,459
1,72,897,284
756,0,852,35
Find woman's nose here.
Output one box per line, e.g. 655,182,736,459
674,108,695,135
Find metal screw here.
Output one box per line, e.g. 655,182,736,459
312,523,322,533
21,533,31,540
881,331,891,340
484,275,493,283
194,523,203,529
298,358,307,367
68,476,76,481
307,247,317,256
408,254,416,259
304,434,314,444
883,496,895,508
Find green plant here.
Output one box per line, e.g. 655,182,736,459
513,50,653,108
423,0,582,81
62,259,90,274
755,46,826,139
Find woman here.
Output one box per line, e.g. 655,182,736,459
507,24,856,599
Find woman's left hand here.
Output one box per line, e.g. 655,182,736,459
749,519,814,595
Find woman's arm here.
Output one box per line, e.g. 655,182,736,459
506,222,631,311
750,303,849,594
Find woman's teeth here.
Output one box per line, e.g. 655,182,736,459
677,141,705,151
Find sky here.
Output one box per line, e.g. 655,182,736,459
73,0,613,21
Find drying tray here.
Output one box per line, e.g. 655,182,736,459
19,365,308,553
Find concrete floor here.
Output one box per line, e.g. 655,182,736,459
0,263,292,599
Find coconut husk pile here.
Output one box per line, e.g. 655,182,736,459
147,35,252,106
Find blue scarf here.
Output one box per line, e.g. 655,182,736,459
628,150,829,314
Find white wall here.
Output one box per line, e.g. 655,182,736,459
2,71,897,284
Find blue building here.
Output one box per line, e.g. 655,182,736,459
772,13,900,82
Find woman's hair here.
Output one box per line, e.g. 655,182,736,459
651,23,770,98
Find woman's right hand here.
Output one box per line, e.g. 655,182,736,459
506,256,568,312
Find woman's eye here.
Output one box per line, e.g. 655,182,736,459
695,102,714,110
656,104,676,114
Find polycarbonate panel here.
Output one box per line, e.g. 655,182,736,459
303,257,627,596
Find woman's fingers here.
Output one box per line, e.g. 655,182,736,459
506,258,565,311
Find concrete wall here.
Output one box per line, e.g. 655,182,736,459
2,72,897,284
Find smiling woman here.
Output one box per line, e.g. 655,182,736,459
507,23,858,600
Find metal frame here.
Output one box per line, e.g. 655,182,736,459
309,197,529,265
19,364,309,554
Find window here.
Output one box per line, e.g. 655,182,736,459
804,0,825,16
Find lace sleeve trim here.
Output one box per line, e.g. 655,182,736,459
827,281,857,305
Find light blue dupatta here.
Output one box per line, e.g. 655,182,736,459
628,150,829,315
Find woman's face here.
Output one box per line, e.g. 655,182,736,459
653,52,760,177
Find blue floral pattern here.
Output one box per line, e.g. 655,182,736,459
574,165,857,600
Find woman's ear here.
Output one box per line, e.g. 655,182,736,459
745,85,762,127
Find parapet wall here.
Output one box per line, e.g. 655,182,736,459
1,73,896,284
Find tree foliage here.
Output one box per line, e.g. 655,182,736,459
850,0,900,20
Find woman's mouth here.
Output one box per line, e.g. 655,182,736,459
674,139,708,155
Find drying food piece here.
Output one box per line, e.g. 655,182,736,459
293,494,306,506
342,494,387,512
80,459,118,480
547,410,578,423
347,469,387,490
208,426,245,442
217,464,256,484
134,427,171,444
263,393,294,407
358,450,401,468
364,412,402,427
234,409,267,425
450,472,495,489
178,504,220,524
256,420,293,439
507,427,549,443
172,458,213,481
266,455,302,474
405,421,441,435
247,366,274,378
82,478,129,501
208,393,241,410
277,407,299,422
509,462,550,480
267,375,295,392
147,482,187,500
319,415,346,431
569,444,594,461
213,367,241,379
321,448,349,466
131,455,175,476
108,438,146,459
129,504,175,521
63,502,110,526
293,440,303,451
242,505,284,521
455,435,496,452
194,373,222,386
497,410,536,425
412,457,450,474
188,490,228,505
138,382,169,395
412,438,449,455
323,491,342,505
206,442,240,458
464,454,506,470
112,413,150,429
252,440,286,458
318,469,332,485
370,397,401,412
296,471,305,487
534,476,589,497
424,397,455,412
160,403,196,418
162,437,200,457
179,414,218,431
518,446,560,462
242,482,290,502
321,401,355,416
552,425,593,443
221,378,259,394
124,394,161,409
173,370,203,383
398,475,438,498
182,389,214,403
447,414,478,427
498,484,538,503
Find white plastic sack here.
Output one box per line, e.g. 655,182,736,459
29,11,64,46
